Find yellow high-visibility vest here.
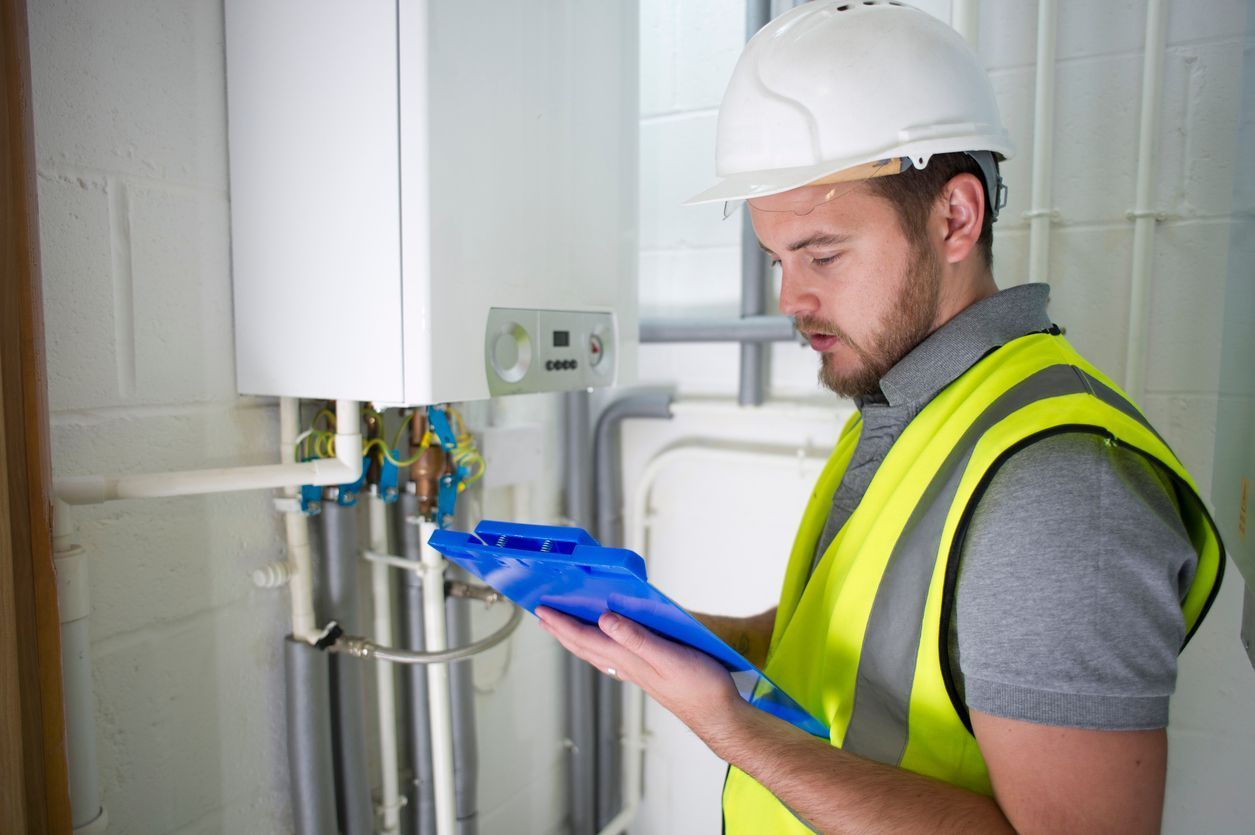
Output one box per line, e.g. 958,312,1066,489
722,332,1225,832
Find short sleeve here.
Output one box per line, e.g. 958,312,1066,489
951,432,1198,730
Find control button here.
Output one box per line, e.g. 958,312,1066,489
571,360,579,369
545,360,554,371
490,322,532,383
589,334,604,367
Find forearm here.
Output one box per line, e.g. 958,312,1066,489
691,607,776,667
712,701,1015,835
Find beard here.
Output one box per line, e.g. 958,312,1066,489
795,243,942,399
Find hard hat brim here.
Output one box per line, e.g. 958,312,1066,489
686,133,1016,207
683,160,855,207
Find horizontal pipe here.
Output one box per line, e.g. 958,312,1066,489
56,399,363,505
640,316,797,344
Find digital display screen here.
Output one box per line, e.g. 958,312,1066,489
553,330,570,348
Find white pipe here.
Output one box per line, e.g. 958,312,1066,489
55,399,363,505
418,518,457,835
53,501,108,834
1125,0,1169,402
1026,0,1059,286
370,495,403,834
950,0,981,47
597,441,829,835
279,397,319,641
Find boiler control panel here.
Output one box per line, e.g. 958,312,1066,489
485,307,617,396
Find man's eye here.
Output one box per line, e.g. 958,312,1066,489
811,254,839,267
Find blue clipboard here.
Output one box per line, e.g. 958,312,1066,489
427,520,829,739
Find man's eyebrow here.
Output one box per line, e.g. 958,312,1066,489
758,233,850,257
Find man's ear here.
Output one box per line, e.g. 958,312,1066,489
938,172,986,265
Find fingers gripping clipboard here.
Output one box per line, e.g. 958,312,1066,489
427,520,829,739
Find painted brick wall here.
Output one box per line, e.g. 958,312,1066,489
632,1,1255,832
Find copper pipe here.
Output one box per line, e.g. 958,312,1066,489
409,412,444,519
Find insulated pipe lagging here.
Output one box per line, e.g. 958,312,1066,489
285,637,338,835
592,392,674,829
561,390,598,835
320,500,374,835
398,493,436,835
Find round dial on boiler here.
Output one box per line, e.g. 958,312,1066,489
490,322,532,383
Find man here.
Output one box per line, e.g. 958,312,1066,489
539,3,1224,832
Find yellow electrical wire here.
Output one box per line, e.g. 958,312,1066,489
392,410,416,451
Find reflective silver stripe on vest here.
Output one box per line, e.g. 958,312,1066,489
841,363,1121,765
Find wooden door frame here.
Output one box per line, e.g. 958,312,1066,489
1,0,72,830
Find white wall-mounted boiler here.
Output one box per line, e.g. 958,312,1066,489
224,1,638,405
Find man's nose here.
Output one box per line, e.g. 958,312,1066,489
777,267,818,318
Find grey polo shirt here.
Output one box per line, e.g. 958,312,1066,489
811,283,1198,730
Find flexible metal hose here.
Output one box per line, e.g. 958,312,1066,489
331,604,523,665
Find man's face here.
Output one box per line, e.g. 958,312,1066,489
750,182,943,399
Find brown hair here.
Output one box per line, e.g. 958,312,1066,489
866,151,997,269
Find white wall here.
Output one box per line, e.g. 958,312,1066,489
631,1,1255,832
29,2,570,833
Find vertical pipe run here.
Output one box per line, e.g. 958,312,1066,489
320,500,374,835
1125,0,1169,402
562,390,597,835
52,505,105,832
418,518,458,835
279,397,318,641
399,492,436,835
446,579,480,835
951,0,981,47
1027,0,1059,287
592,393,674,830
285,638,338,835
739,0,774,408
371,495,403,835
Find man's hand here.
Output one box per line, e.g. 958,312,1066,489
535,606,752,747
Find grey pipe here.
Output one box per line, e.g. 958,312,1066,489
740,0,774,407
284,637,338,835
593,393,674,549
740,215,771,406
399,492,437,835
561,390,598,835
592,392,674,829
319,500,374,835
639,315,796,344
447,575,480,835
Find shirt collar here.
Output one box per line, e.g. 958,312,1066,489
870,283,1054,410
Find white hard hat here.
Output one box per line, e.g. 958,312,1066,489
686,0,1015,212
